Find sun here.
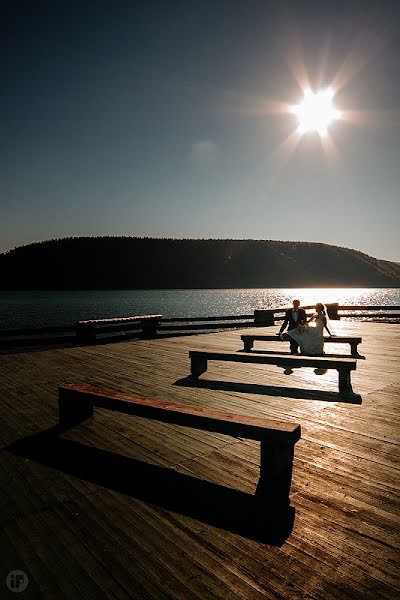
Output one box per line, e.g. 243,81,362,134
290,87,342,137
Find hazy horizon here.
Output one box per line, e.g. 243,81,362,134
1,1,399,261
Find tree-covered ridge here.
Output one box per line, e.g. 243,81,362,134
1,237,399,289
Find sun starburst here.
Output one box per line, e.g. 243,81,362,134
290,87,342,137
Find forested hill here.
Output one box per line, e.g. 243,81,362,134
1,237,400,289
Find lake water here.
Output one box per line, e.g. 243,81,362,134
1,288,399,330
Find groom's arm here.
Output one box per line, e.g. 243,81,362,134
299,309,307,324
279,311,290,333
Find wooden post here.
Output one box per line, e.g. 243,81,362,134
191,356,208,378
338,369,353,393
326,303,340,320
254,310,275,327
58,386,94,426
76,322,96,345
256,439,295,506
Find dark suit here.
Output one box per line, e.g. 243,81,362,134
279,308,307,353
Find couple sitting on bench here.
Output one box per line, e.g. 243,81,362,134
279,300,333,355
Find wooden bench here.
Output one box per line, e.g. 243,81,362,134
76,314,162,344
58,383,301,505
189,350,357,394
241,334,363,356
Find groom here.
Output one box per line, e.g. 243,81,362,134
278,299,307,354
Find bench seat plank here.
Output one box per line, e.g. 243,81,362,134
241,334,362,356
59,383,300,443
58,383,301,506
241,335,361,344
189,350,356,370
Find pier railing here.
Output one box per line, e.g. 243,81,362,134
266,304,400,324
1,304,399,347
158,314,254,336
0,324,76,348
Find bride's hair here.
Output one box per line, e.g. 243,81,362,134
316,303,331,328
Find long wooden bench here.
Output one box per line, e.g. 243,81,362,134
76,314,162,344
241,334,363,356
58,383,301,505
189,350,357,394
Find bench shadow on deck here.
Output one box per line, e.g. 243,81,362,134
239,348,366,360
175,376,362,404
7,425,295,546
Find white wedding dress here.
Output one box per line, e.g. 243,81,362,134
287,315,325,355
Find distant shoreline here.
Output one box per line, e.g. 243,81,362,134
2,238,400,289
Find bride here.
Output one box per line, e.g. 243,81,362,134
286,303,333,355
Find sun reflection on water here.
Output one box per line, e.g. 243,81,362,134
1,288,399,328
242,288,399,313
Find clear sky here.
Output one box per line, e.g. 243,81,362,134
1,0,399,261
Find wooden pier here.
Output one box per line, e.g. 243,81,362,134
1,320,399,598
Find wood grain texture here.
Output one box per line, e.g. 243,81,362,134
0,320,399,599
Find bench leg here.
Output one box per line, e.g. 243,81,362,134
255,440,295,506
350,342,358,356
142,319,160,339
338,369,353,393
254,310,275,327
191,356,208,378
58,388,94,426
243,339,254,352
76,323,96,345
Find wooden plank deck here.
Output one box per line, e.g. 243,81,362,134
0,320,399,599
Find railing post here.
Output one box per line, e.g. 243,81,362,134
326,303,340,320
254,309,275,327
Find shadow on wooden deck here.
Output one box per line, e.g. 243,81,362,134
0,342,76,355
175,376,362,404
7,426,295,546
0,329,246,355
